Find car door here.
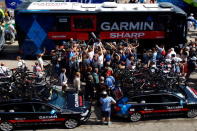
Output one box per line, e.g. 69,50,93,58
2,103,35,126
159,94,188,116
32,103,64,125
128,95,156,117
134,95,162,117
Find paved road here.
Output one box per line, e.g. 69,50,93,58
15,118,197,131
43,118,197,131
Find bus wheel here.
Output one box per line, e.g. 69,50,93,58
0,121,14,131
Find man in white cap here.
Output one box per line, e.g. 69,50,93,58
188,13,196,30
188,13,195,20
100,91,116,125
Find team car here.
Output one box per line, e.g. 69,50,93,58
113,86,197,122
0,91,91,131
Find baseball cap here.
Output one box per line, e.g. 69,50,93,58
102,91,107,95
191,56,197,61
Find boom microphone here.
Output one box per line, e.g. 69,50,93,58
90,32,97,40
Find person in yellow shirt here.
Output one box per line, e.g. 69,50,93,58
0,9,5,23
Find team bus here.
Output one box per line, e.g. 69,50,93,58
15,2,187,56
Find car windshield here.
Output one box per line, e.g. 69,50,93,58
48,91,67,109
175,87,188,99
48,91,82,110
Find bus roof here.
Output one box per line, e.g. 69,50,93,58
16,2,186,15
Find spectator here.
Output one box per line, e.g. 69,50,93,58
92,55,99,69
105,71,116,93
37,53,44,70
187,13,196,30
150,48,157,64
149,0,156,3
60,68,68,93
7,21,16,44
85,75,95,100
186,56,197,80
126,56,135,69
87,45,95,61
156,44,165,61
92,68,100,97
142,50,149,67
69,56,80,80
98,45,104,69
16,56,26,70
104,62,113,76
100,91,116,125
4,10,10,23
99,76,107,94
180,60,188,77
73,72,81,92
189,48,196,58
0,62,10,77
33,62,43,81
105,50,112,63
0,8,4,23
165,48,176,60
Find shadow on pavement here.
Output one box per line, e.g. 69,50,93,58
0,44,20,60
187,70,197,88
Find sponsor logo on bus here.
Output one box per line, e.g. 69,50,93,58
110,32,145,38
100,22,154,31
48,32,89,40
100,31,165,39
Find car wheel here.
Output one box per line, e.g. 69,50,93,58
0,121,13,131
187,109,197,118
130,112,142,122
64,119,78,129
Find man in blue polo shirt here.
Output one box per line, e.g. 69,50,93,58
105,71,116,96
100,91,116,125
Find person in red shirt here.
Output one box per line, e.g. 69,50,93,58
33,62,43,81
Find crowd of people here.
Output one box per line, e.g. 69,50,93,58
0,28,196,127
0,6,196,126
28,38,195,125
31,38,196,100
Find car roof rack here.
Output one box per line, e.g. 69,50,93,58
0,97,43,104
124,87,182,97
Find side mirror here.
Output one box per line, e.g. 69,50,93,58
180,100,185,106
50,109,56,115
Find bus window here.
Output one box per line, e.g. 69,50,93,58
55,16,70,32
158,15,172,31
71,15,96,31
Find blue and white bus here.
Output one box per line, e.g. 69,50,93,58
15,2,187,56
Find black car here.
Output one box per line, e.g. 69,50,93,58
113,86,197,122
0,91,91,131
